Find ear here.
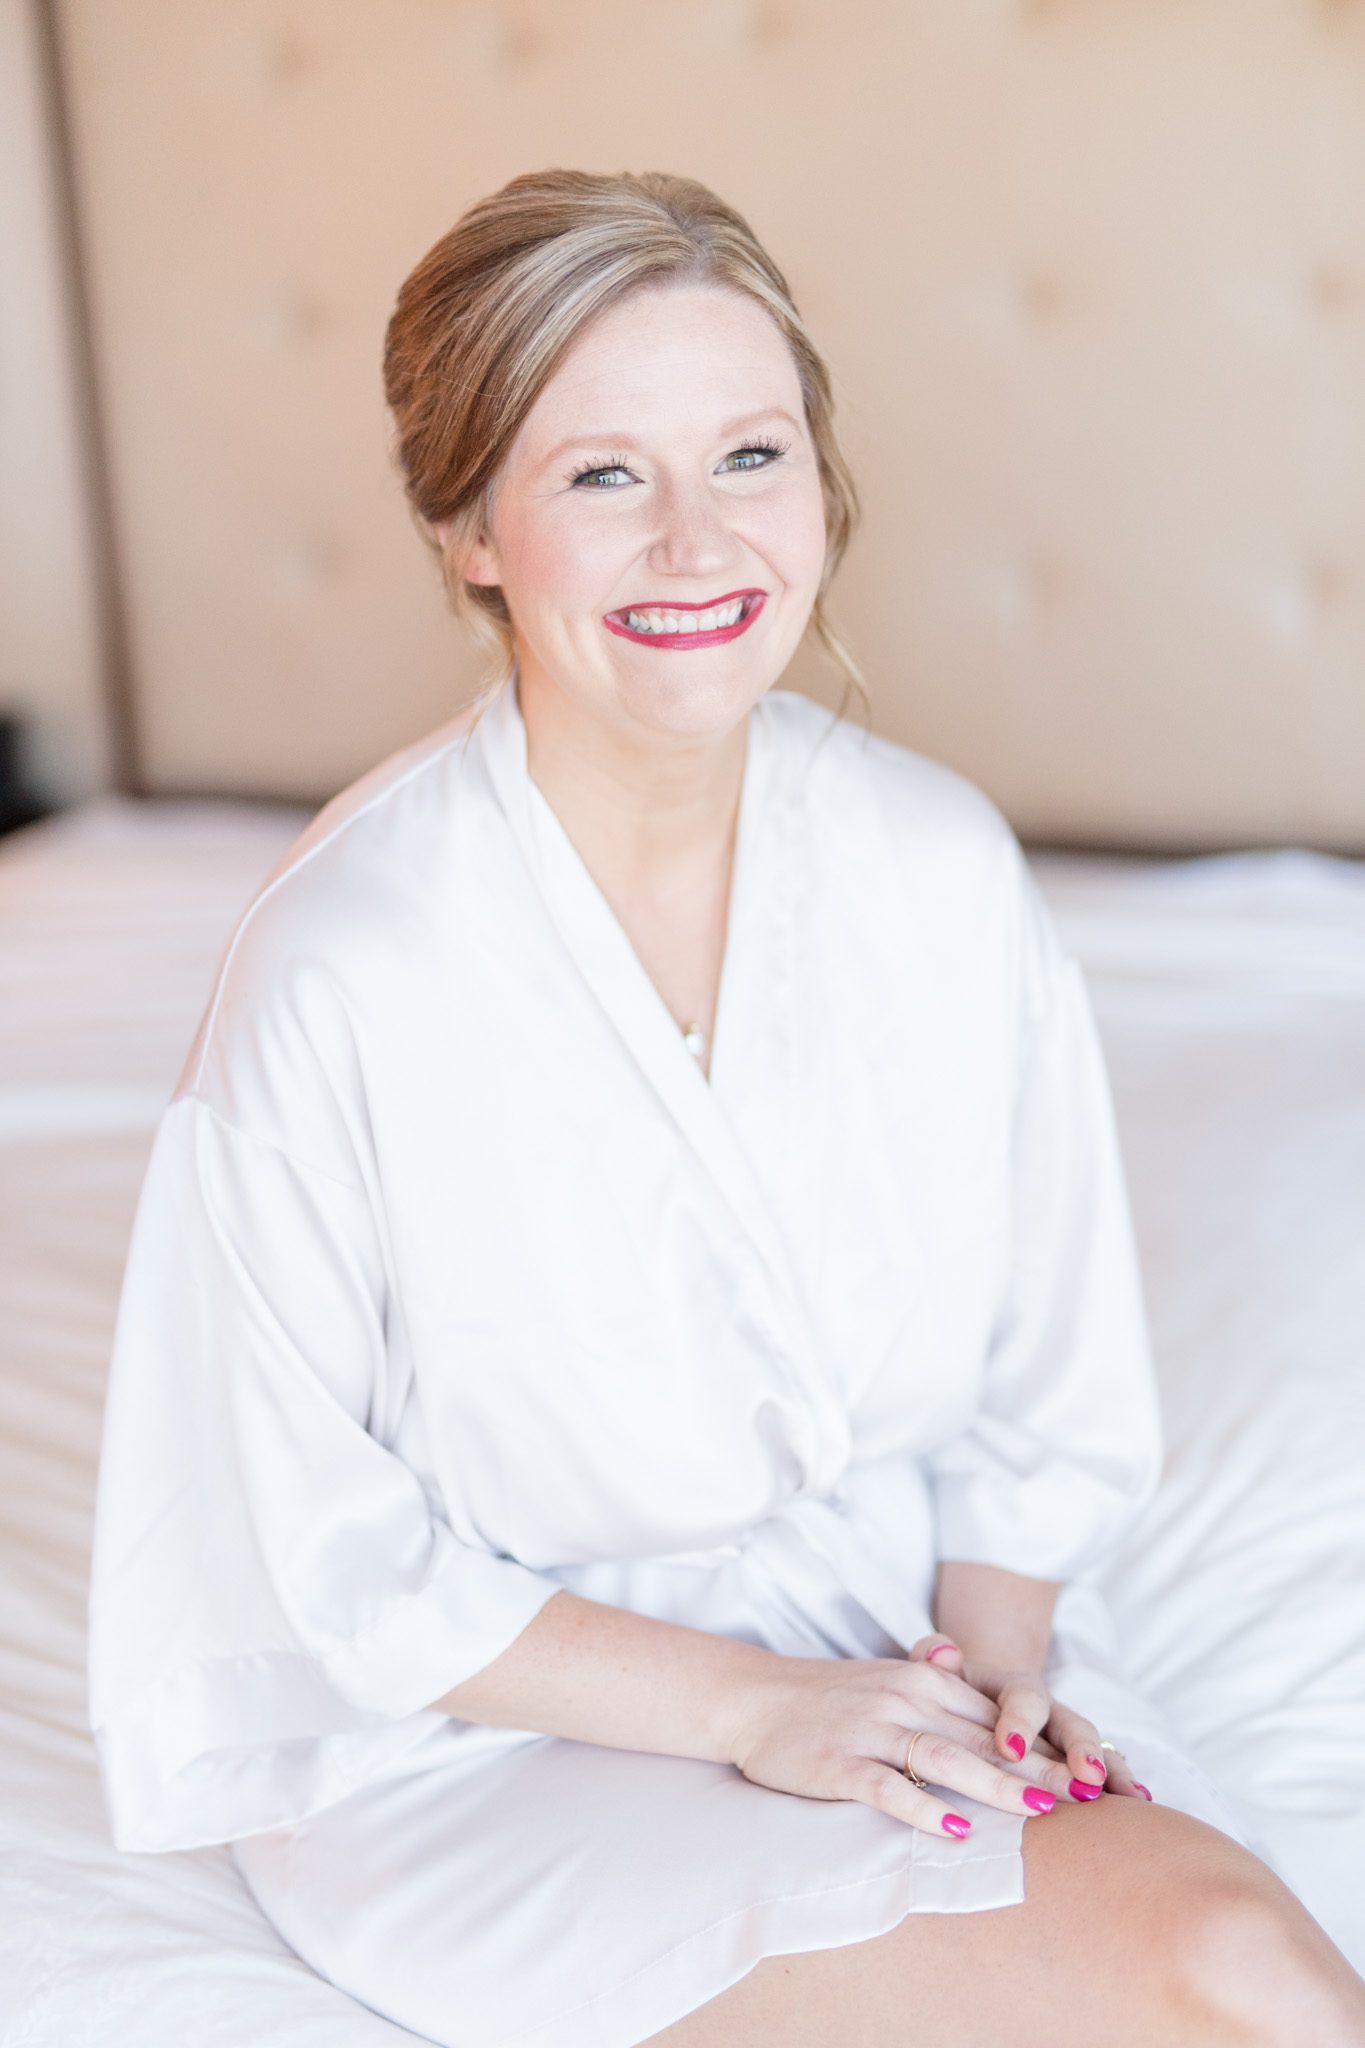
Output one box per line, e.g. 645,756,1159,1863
462,536,502,588
433,521,501,590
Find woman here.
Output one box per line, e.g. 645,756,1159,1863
90,171,1365,2047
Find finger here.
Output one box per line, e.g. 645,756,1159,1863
991,1672,1054,1767
853,1760,976,1841
877,1734,1059,1824
921,1713,1075,1800
1095,1745,1154,1803
938,1676,1084,1802
1043,1700,1110,1798
910,1665,999,1729
908,1632,965,1674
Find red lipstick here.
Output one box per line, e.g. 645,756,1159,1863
604,588,766,651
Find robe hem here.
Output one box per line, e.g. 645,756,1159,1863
499,1850,1024,2048
392,1838,1027,2048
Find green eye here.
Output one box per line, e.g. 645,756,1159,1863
718,440,788,473
571,464,634,489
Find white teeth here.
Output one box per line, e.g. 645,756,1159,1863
621,598,749,634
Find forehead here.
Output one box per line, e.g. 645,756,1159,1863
520,284,804,447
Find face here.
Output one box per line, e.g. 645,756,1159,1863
458,283,828,750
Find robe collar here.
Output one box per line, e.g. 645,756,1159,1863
476,682,850,1490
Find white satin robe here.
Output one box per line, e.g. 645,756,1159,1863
90,688,1222,2048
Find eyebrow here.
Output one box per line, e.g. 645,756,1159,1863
537,407,805,469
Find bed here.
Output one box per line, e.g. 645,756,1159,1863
1,797,1362,2042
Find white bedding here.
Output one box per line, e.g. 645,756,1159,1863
0,801,1361,2042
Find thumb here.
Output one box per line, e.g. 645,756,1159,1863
909,1632,965,1674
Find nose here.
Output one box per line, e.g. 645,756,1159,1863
646,474,743,582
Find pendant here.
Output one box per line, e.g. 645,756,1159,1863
681,1023,707,1061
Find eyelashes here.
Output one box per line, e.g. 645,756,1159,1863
568,454,633,488
718,435,790,471
566,436,791,489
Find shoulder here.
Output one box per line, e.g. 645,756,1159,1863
178,710,492,1109
251,709,484,917
765,690,1020,879
764,692,1058,1010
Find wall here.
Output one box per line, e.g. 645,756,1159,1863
0,0,110,803
48,1,1365,843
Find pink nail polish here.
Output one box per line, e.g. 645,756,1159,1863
1023,1787,1055,1813
927,1643,958,1662
1006,1732,1026,1760
1133,1784,1154,1802
942,1813,972,1838
1087,1754,1107,1777
1068,1778,1103,1802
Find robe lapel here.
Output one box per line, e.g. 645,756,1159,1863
477,686,849,1485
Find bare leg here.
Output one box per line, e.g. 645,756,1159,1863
645,1800,1365,2047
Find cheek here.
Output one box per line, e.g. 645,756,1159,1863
750,482,829,592
505,510,630,627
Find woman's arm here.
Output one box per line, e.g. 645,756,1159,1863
434,1588,1085,1836
933,1559,1058,1672
436,1567,1061,1754
436,1589,771,1762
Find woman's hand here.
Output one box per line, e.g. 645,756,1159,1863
437,1588,1148,1839
720,1650,1067,1841
908,1634,1153,1803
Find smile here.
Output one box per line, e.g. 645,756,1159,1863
603,589,766,650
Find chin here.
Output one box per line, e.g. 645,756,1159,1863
611,661,776,742
604,615,805,738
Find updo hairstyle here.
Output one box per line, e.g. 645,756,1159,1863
383,168,861,703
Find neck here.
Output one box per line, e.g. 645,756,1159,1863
517,661,750,895
514,655,752,1068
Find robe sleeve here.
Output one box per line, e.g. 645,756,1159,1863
925,889,1163,1585
89,1097,559,1853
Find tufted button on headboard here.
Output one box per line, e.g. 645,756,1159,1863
43,0,1365,846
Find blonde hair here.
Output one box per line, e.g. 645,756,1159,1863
384,168,862,706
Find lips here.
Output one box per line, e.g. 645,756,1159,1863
603,589,766,651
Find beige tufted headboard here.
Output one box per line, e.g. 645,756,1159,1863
45,0,1365,846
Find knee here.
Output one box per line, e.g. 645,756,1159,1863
1166,1878,1350,2047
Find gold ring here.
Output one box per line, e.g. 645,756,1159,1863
904,1732,929,1789
1099,1741,1125,1761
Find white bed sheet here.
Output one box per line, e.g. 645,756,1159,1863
1038,849,1365,1965
0,802,1361,2044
